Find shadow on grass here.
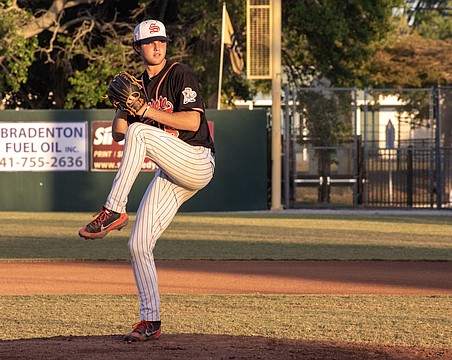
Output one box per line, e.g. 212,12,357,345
1,235,452,262
1,334,450,360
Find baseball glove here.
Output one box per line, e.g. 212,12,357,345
107,71,146,116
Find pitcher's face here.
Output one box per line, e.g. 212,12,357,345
138,40,167,66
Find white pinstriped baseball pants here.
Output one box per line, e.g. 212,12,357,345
105,122,215,321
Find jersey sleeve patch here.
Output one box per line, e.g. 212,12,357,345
182,87,197,104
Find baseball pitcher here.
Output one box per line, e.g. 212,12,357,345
79,19,215,342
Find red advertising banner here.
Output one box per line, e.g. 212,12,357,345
91,121,156,171
91,120,214,171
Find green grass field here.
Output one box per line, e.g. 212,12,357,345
1,211,451,261
0,211,451,348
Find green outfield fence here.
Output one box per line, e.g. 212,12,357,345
0,109,268,212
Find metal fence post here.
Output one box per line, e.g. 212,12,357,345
292,87,298,203
353,87,358,206
435,86,442,209
284,84,290,208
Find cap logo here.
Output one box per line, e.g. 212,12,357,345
134,20,169,43
149,22,160,34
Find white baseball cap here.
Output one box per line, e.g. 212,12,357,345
133,20,171,44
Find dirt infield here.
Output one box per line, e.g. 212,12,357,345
1,260,452,295
1,260,451,359
2,335,452,360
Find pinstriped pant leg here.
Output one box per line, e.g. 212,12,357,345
105,123,148,213
106,123,214,212
103,122,214,321
130,123,215,191
128,171,198,321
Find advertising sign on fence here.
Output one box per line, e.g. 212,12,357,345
0,122,88,171
91,121,157,171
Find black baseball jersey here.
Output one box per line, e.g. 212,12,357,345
127,60,215,152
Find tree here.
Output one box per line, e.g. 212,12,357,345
169,0,251,108
405,0,451,38
0,0,250,110
297,89,354,202
415,0,452,40
0,1,39,96
364,33,452,87
282,0,404,88
1,0,451,110
0,0,162,109
360,1,451,144
362,0,452,88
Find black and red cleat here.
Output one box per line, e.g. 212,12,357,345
123,320,162,342
79,207,128,240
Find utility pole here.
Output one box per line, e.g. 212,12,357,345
271,0,282,210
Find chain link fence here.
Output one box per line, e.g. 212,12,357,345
283,86,452,209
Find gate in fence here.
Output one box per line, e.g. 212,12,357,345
283,86,452,209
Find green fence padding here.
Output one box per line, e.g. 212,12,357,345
0,109,268,212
